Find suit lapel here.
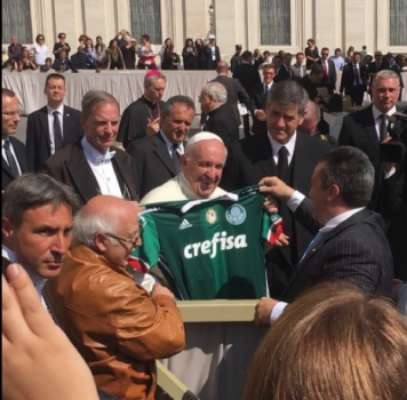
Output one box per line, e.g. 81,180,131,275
1,156,16,178
153,134,177,175
111,151,137,200
40,107,51,155
10,138,28,173
65,144,101,203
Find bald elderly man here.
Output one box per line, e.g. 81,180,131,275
45,195,185,400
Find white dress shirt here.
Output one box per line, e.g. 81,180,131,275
81,137,123,198
267,131,297,166
269,201,365,322
47,103,64,155
160,131,184,158
2,137,22,175
2,244,47,302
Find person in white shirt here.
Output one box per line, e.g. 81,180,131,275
32,33,49,66
44,90,139,205
2,173,79,299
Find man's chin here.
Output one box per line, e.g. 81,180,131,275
38,263,63,278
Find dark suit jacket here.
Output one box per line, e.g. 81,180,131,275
317,59,337,91
211,75,255,127
43,142,139,205
2,136,30,190
26,105,82,172
274,64,292,83
242,131,332,296
251,83,274,135
118,96,165,149
283,205,394,302
127,133,178,198
233,62,263,100
338,105,407,214
340,62,368,94
203,104,256,191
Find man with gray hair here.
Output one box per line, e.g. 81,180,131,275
255,146,394,324
118,70,167,149
44,195,185,400
2,173,79,298
127,95,196,198
45,89,139,205
339,68,407,280
243,79,332,298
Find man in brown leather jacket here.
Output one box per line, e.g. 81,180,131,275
45,195,185,400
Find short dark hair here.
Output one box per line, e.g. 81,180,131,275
2,174,80,227
81,90,119,122
2,88,16,99
318,146,375,207
267,80,309,115
161,95,196,118
45,73,66,88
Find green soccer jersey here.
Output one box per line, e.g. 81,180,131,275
133,186,279,300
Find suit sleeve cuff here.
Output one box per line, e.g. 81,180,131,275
286,190,306,212
270,301,288,322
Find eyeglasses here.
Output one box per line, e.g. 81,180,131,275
104,232,139,248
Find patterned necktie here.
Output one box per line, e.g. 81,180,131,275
53,111,63,151
379,114,389,143
172,143,181,172
3,138,20,177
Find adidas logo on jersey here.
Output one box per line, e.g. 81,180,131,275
179,218,193,230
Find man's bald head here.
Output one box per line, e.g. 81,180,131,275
73,196,140,249
216,60,229,75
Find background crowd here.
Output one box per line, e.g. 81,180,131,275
2,30,407,400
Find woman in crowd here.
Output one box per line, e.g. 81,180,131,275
304,38,319,70
195,38,208,69
244,281,407,400
53,32,71,61
161,38,180,70
95,36,107,69
137,34,156,69
121,33,137,69
345,45,355,63
182,38,197,70
106,39,126,70
84,37,97,68
32,33,49,67
14,47,37,71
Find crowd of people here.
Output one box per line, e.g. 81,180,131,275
2,33,407,400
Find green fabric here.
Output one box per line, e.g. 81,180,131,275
133,186,271,300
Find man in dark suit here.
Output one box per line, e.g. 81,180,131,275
118,70,167,149
127,95,195,198
210,60,255,129
2,174,78,299
200,82,255,191
205,35,221,69
254,146,394,324
26,73,82,172
233,51,263,101
2,88,30,190
317,47,337,93
340,51,368,106
243,80,332,297
339,69,407,279
45,90,139,206
251,63,277,136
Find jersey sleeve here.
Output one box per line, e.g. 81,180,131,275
262,212,284,246
130,212,160,270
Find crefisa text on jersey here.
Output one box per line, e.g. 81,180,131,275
183,231,248,259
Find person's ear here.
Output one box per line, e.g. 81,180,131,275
93,233,108,253
327,184,341,201
2,217,15,240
